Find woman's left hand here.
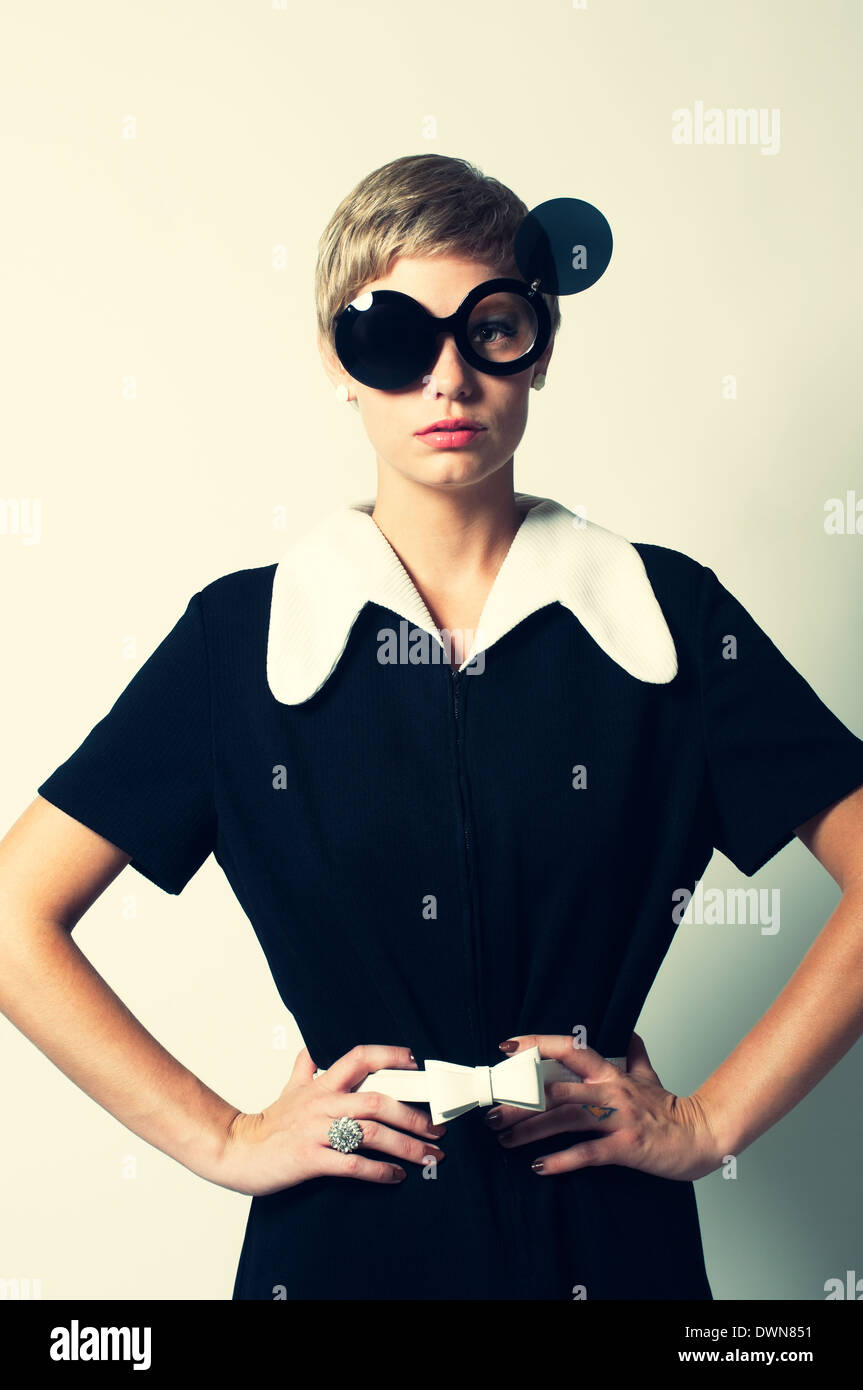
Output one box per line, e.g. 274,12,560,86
484,1032,722,1182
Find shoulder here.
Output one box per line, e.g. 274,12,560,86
197,562,277,619
191,563,278,672
629,539,713,637
536,496,713,637
630,537,707,589
526,500,717,682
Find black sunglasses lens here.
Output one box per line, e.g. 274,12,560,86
336,284,542,387
337,295,431,389
466,291,538,367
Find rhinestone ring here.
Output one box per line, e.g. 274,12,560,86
328,1116,364,1154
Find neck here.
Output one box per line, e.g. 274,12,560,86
370,460,525,602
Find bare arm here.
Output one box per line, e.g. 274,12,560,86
693,785,863,1156
0,796,241,1187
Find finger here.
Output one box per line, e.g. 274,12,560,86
289,1046,318,1084
501,1033,611,1081
330,1089,447,1143
486,1078,597,1128
314,1146,409,1184
316,1110,445,1171
316,1043,418,1095
496,1101,621,1148
530,1132,631,1176
545,1079,619,1106
485,1067,623,1129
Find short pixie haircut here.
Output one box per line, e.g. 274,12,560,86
315,153,562,364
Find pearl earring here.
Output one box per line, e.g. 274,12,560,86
334,384,360,411
532,373,547,391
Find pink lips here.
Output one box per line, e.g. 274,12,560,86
415,418,486,450
416,418,485,434
416,429,485,449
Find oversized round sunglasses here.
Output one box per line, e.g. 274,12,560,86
332,196,614,392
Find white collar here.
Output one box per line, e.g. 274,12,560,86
266,492,678,705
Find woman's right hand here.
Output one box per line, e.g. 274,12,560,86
211,1044,447,1196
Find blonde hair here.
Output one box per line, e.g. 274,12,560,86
315,153,561,363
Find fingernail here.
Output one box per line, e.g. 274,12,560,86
427,1124,447,1138
498,1040,518,1053
484,1109,502,1127
392,1166,407,1181
423,1146,446,1160
531,1159,544,1173
408,1052,416,1063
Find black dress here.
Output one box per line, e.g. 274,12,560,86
36,494,863,1300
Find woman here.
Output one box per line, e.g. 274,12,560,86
3,153,863,1301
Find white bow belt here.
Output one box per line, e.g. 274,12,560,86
314,1045,627,1125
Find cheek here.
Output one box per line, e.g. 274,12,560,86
360,400,411,448
496,373,531,404
496,385,531,427
360,397,391,428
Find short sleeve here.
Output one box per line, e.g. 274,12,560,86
37,590,216,895
697,564,863,878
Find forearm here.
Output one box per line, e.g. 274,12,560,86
693,885,863,1157
0,915,241,1185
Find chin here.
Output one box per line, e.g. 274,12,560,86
419,457,499,487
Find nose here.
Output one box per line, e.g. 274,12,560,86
422,331,475,399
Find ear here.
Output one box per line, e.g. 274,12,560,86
537,333,556,377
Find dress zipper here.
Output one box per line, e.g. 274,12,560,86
449,665,536,1299
450,668,481,1046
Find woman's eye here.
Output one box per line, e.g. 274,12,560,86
472,319,517,345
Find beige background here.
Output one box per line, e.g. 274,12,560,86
1,0,861,1300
